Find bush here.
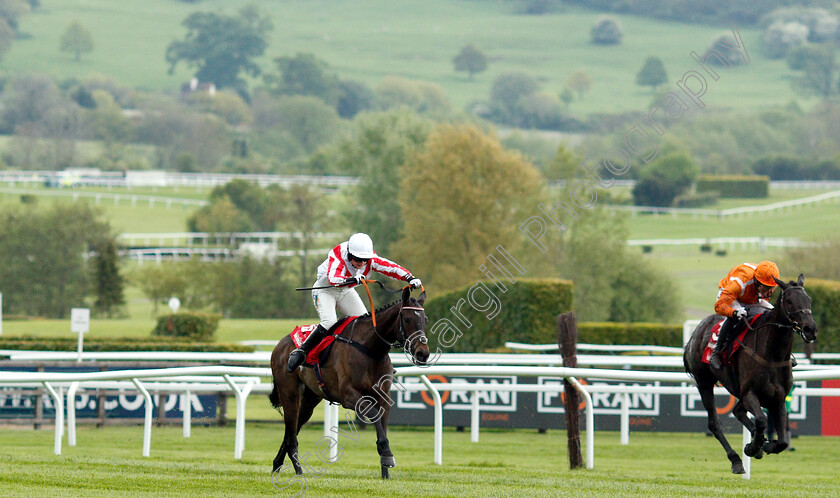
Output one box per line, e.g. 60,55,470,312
424,279,574,353
578,322,683,347
632,152,698,207
0,335,253,352
153,311,220,341
590,16,623,45
807,278,840,354
695,175,769,198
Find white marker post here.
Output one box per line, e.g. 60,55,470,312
71,308,90,363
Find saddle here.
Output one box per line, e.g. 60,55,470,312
702,312,764,366
291,316,358,366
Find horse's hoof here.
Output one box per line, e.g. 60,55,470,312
381,466,390,479
381,455,396,468
744,444,757,457
731,462,745,474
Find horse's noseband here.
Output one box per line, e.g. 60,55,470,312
779,287,813,339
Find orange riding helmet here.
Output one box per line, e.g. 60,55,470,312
754,261,780,287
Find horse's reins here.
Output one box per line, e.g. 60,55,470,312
736,286,812,368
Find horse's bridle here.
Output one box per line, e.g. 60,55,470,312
777,286,813,339
397,306,428,352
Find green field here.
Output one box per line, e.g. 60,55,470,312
4,0,812,115
1,425,838,497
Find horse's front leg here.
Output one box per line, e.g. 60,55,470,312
354,394,394,478
739,391,767,459
762,402,790,454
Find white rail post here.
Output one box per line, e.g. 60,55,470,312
42,382,63,455
419,375,443,465
67,382,80,447
470,390,480,443
742,423,751,480
323,403,339,462
620,392,630,445
224,374,254,460
132,378,153,457
568,377,594,469
182,390,191,438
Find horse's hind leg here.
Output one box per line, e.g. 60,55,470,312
273,384,304,475
698,382,744,474
296,388,322,433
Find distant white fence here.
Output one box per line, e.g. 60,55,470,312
0,171,359,190
612,189,840,218
118,231,344,247
627,236,816,251
119,247,329,264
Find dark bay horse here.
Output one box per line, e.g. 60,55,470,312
269,287,430,479
684,275,817,473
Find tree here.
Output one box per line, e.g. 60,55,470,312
328,110,431,254
0,203,110,317
91,237,125,317
636,56,668,92
336,79,376,119
590,16,623,45
452,44,488,80
544,144,582,182
375,76,450,115
566,71,592,99
394,124,543,290
273,95,343,152
786,43,838,98
632,152,698,207
165,6,273,93
558,87,573,108
59,20,93,61
489,71,539,124
266,52,341,106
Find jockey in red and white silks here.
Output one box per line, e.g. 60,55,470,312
312,233,419,330
288,233,421,372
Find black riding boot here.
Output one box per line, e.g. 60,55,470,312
709,317,739,370
287,325,328,372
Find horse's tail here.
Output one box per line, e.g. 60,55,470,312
268,385,282,411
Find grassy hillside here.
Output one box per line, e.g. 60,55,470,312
4,0,810,115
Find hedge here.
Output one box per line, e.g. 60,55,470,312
805,278,840,354
423,278,574,353
578,322,683,347
695,174,769,198
153,312,221,341
0,335,254,352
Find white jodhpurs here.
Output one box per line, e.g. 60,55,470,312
312,286,368,330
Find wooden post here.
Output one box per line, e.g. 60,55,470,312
557,312,583,469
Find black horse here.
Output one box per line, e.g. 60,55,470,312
269,287,430,479
684,275,817,474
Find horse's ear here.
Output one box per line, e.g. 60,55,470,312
797,274,805,287
418,291,426,306
402,286,411,304
774,276,787,290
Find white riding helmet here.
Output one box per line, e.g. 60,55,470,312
347,233,375,259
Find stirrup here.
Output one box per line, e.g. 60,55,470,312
287,348,306,372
